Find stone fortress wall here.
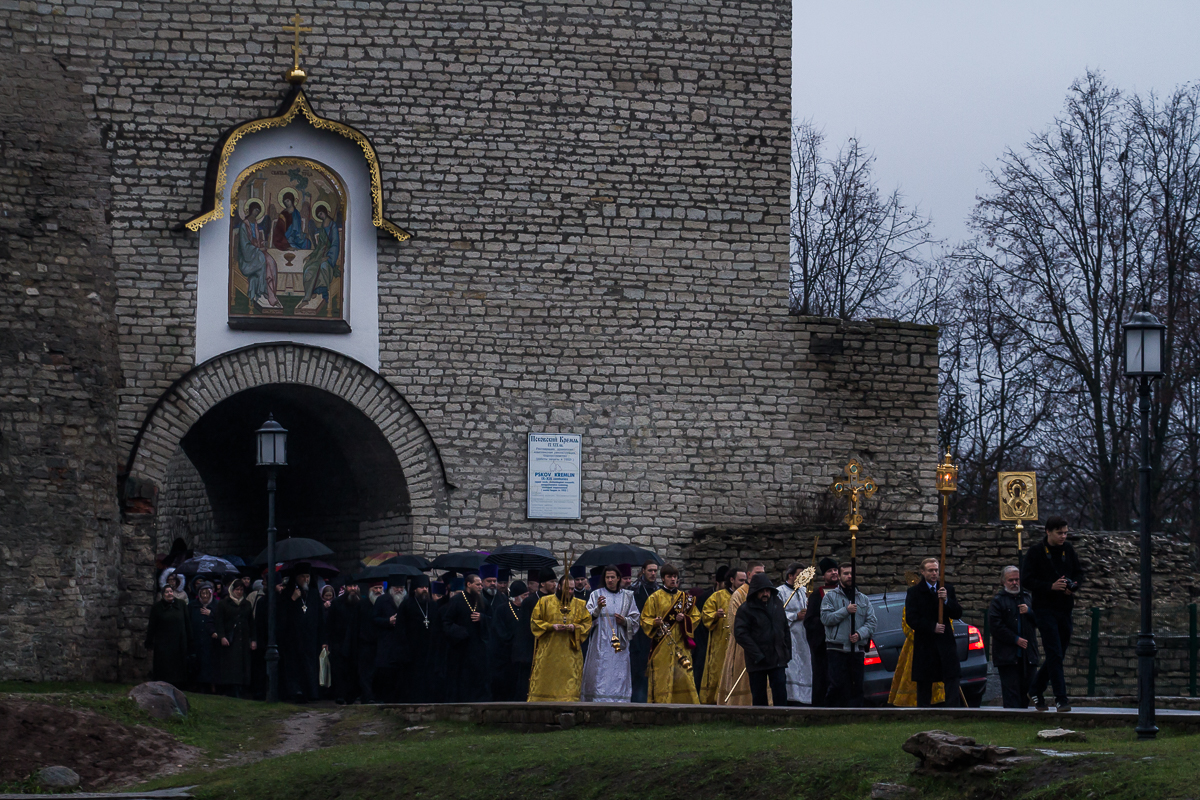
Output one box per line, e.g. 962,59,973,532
0,1,945,682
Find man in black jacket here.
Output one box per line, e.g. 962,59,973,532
904,557,964,707
803,557,839,707
1022,516,1083,712
734,572,792,706
987,566,1040,709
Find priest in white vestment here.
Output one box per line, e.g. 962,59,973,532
778,563,813,704
581,565,641,702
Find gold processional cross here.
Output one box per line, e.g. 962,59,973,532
830,459,878,561
282,13,314,85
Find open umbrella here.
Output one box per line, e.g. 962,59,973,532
176,555,241,579
252,537,333,566
281,558,340,578
380,553,432,571
360,551,400,568
485,544,557,571
573,543,662,569
430,551,489,571
351,563,424,582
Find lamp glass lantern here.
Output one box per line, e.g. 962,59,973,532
255,414,288,466
936,449,959,494
1124,310,1167,378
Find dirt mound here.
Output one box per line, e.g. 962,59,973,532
0,698,195,789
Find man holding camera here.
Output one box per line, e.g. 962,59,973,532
1021,516,1084,712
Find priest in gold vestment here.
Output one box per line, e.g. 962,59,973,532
640,564,701,704
699,567,746,704
717,562,766,705
528,570,593,702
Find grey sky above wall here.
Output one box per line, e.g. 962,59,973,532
793,0,1200,246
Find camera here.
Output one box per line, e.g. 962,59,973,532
1065,579,1080,592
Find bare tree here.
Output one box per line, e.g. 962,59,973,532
790,120,937,319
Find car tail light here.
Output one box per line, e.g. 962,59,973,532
863,639,881,666
967,624,985,651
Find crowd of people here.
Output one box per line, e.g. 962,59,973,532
144,517,1083,710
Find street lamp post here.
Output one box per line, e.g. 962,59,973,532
1124,309,1166,741
256,414,288,703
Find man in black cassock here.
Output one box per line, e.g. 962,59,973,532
804,557,839,707
328,582,361,704
399,574,441,702
282,568,323,702
372,580,406,702
356,580,383,703
478,564,503,620
442,572,491,701
487,579,530,701
629,560,660,703
904,557,964,707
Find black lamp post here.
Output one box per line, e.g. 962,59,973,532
256,414,288,703
1123,309,1166,740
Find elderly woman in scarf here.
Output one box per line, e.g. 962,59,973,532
214,579,256,697
189,581,219,693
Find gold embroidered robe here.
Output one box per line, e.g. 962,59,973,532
527,594,593,702
640,588,701,704
699,588,732,704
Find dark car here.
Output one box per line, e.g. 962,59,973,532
859,590,988,707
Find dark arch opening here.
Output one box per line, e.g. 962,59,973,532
156,384,411,572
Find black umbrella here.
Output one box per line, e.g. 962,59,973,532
380,554,432,571
281,558,340,578
574,543,662,569
485,544,558,571
430,551,489,571
352,563,424,582
252,537,333,566
176,555,241,579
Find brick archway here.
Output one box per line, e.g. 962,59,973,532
124,343,450,537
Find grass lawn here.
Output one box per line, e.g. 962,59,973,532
4,683,1200,799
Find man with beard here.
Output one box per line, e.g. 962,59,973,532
820,562,877,707
778,562,813,705
735,572,791,706
478,565,503,619
803,557,840,707
641,564,701,704
399,574,441,702
988,565,1040,709
529,567,594,702
619,565,633,591
570,564,590,601
328,582,361,704
488,580,530,701
629,560,661,703
282,567,323,702
581,565,639,702
356,579,385,704
717,562,765,706
372,578,407,702
442,572,491,701
699,568,742,704
145,583,191,689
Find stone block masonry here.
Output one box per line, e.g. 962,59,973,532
0,1,942,681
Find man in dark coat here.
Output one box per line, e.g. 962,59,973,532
803,557,839,707
1022,515,1084,711
988,565,1040,709
356,580,384,703
487,580,529,701
734,572,792,706
629,561,660,703
904,557,964,707
478,564,503,620
145,584,191,689
281,569,323,702
372,582,406,702
442,573,491,701
213,580,255,697
399,575,440,702
328,582,362,704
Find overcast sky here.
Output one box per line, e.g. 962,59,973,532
793,1,1200,245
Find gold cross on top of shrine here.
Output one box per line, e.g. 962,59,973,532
830,459,878,532
282,13,314,85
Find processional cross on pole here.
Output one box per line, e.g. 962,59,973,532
830,460,877,652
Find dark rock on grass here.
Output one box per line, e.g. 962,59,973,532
36,765,80,788
129,682,189,720
902,729,1019,774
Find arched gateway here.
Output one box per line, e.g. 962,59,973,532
123,343,451,567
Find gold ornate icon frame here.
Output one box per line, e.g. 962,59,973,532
997,471,1038,521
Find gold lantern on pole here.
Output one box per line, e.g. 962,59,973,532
935,448,958,624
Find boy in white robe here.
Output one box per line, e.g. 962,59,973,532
778,562,813,705
581,565,641,702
